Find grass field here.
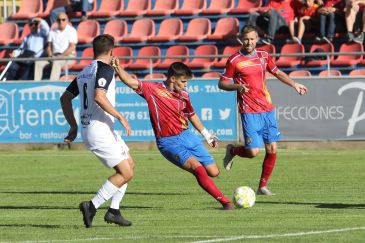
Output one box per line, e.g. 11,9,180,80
0,148,364,242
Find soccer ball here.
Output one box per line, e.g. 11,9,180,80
232,186,256,208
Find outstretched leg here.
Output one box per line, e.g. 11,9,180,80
184,158,234,210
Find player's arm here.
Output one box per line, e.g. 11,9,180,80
94,88,131,136
218,78,248,93
273,69,308,95
111,57,139,90
189,114,218,148
60,79,78,143
218,59,249,93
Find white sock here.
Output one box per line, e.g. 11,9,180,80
110,183,128,210
91,180,118,209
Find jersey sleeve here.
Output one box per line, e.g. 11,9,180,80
135,80,151,98
220,58,236,83
65,78,79,97
266,53,278,74
95,61,114,90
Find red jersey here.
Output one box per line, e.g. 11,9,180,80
297,2,319,17
264,0,297,24
136,80,195,138
220,49,278,114
323,0,345,9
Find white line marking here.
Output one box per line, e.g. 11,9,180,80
191,226,365,243
2,227,364,243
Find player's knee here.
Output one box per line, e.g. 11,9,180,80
246,149,259,158
208,168,220,177
121,171,133,183
204,164,220,177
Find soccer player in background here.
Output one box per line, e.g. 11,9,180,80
60,34,134,227
112,61,235,210
218,25,308,195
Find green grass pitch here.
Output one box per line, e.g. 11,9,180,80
0,148,364,242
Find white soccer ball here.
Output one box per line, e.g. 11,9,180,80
232,186,256,208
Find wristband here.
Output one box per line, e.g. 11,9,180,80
201,128,212,142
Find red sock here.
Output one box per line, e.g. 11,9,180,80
231,146,250,158
193,166,230,205
259,153,276,188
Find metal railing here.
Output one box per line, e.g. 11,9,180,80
0,51,364,81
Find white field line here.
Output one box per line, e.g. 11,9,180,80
2,226,364,243
191,226,365,243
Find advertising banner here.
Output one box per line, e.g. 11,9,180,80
268,78,365,140
0,80,237,143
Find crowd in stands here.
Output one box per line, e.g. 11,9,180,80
1,0,365,81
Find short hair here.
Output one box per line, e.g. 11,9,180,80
240,25,258,37
167,62,192,79
93,34,115,57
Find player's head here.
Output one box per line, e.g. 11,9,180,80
167,62,193,92
239,25,258,54
93,34,115,61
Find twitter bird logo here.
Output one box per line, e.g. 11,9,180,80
219,109,230,120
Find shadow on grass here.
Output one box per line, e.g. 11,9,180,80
0,191,187,196
0,224,69,228
258,201,365,209
0,205,161,210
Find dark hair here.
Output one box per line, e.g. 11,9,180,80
167,62,192,79
240,25,258,37
93,34,115,57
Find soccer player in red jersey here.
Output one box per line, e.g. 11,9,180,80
113,61,234,210
218,25,308,195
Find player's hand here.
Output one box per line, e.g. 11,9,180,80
64,126,78,143
294,83,308,95
207,135,219,148
237,84,249,93
118,115,132,136
111,56,120,69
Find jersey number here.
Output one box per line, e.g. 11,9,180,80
83,83,88,109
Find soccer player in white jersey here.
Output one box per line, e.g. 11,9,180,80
60,34,134,228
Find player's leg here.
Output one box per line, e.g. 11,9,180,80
224,113,263,170
80,141,134,228
104,155,134,227
157,130,234,210
110,155,134,210
256,142,277,196
183,157,234,210
257,110,282,196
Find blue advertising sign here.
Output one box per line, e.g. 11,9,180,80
0,80,237,143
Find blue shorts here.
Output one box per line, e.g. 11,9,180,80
241,110,282,149
156,130,215,168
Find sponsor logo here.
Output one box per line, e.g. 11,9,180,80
338,82,365,136
201,108,213,121
0,89,18,135
245,136,252,145
98,78,107,87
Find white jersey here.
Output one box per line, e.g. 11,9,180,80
66,60,117,150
